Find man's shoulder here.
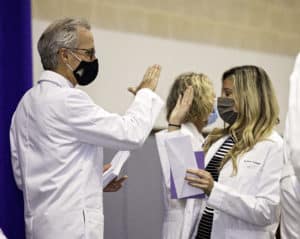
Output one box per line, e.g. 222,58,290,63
64,88,93,104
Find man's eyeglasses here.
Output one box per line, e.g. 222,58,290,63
65,47,96,60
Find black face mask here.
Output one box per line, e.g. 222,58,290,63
217,97,238,125
72,59,99,86
63,56,99,85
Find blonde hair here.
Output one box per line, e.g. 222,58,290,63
203,66,279,175
166,72,214,123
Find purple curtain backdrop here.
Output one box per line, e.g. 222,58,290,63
0,1,32,238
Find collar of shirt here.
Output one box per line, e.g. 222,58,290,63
38,70,75,88
182,122,205,146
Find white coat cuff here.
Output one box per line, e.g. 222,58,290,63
206,182,228,209
164,130,183,137
137,88,164,106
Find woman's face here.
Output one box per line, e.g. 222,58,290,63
221,77,238,112
221,78,234,99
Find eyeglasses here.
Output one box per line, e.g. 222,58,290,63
64,47,96,60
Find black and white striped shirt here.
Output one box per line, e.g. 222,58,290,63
195,136,235,239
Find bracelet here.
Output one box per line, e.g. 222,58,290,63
168,123,181,128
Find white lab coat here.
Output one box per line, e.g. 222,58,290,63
9,70,163,239
0,229,7,239
281,52,300,239
155,123,204,239
188,131,283,239
280,166,300,239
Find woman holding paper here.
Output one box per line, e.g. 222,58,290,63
155,72,216,239
170,66,283,239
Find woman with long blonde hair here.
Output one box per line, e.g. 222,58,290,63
169,65,284,239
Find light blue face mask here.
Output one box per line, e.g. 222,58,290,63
207,105,218,125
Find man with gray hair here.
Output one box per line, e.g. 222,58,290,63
10,18,163,239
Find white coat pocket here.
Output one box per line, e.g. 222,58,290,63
32,210,85,239
236,159,263,193
238,159,263,177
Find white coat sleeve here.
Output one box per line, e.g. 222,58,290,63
206,143,283,226
286,53,300,179
9,114,23,190
65,88,164,150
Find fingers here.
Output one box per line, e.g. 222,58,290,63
185,169,214,195
105,175,128,192
185,169,211,185
151,64,161,80
188,182,211,193
144,65,161,81
175,86,193,106
185,174,210,193
143,66,153,79
146,64,161,88
174,86,192,109
103,163,112,173
168,86,194,126
186,168,198,174
128,87,137,95
115,175,128,184
188,182,208,188
148,64,161,76
185,175,211,194
104,184,122,192
182,86,194,106
104,175,128,192
140,64,161,91
175,94,183,108
129,64,161,94
186,168,208,177
185,176,209,185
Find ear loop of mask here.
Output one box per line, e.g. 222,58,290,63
65,50,81,71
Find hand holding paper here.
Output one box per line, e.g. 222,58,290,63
103,151,130,189
185,169,214,196
104,176,128,192
165,135,205,199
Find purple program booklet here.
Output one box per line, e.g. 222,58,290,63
170,151,206,199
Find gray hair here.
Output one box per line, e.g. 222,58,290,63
37,18,91,70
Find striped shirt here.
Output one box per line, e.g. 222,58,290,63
195,136,235,239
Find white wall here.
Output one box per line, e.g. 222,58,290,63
32,19,295,133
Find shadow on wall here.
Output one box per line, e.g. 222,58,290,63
103,135,164,239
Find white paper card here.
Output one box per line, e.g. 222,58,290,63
103,151,130,187
165,135,203,198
